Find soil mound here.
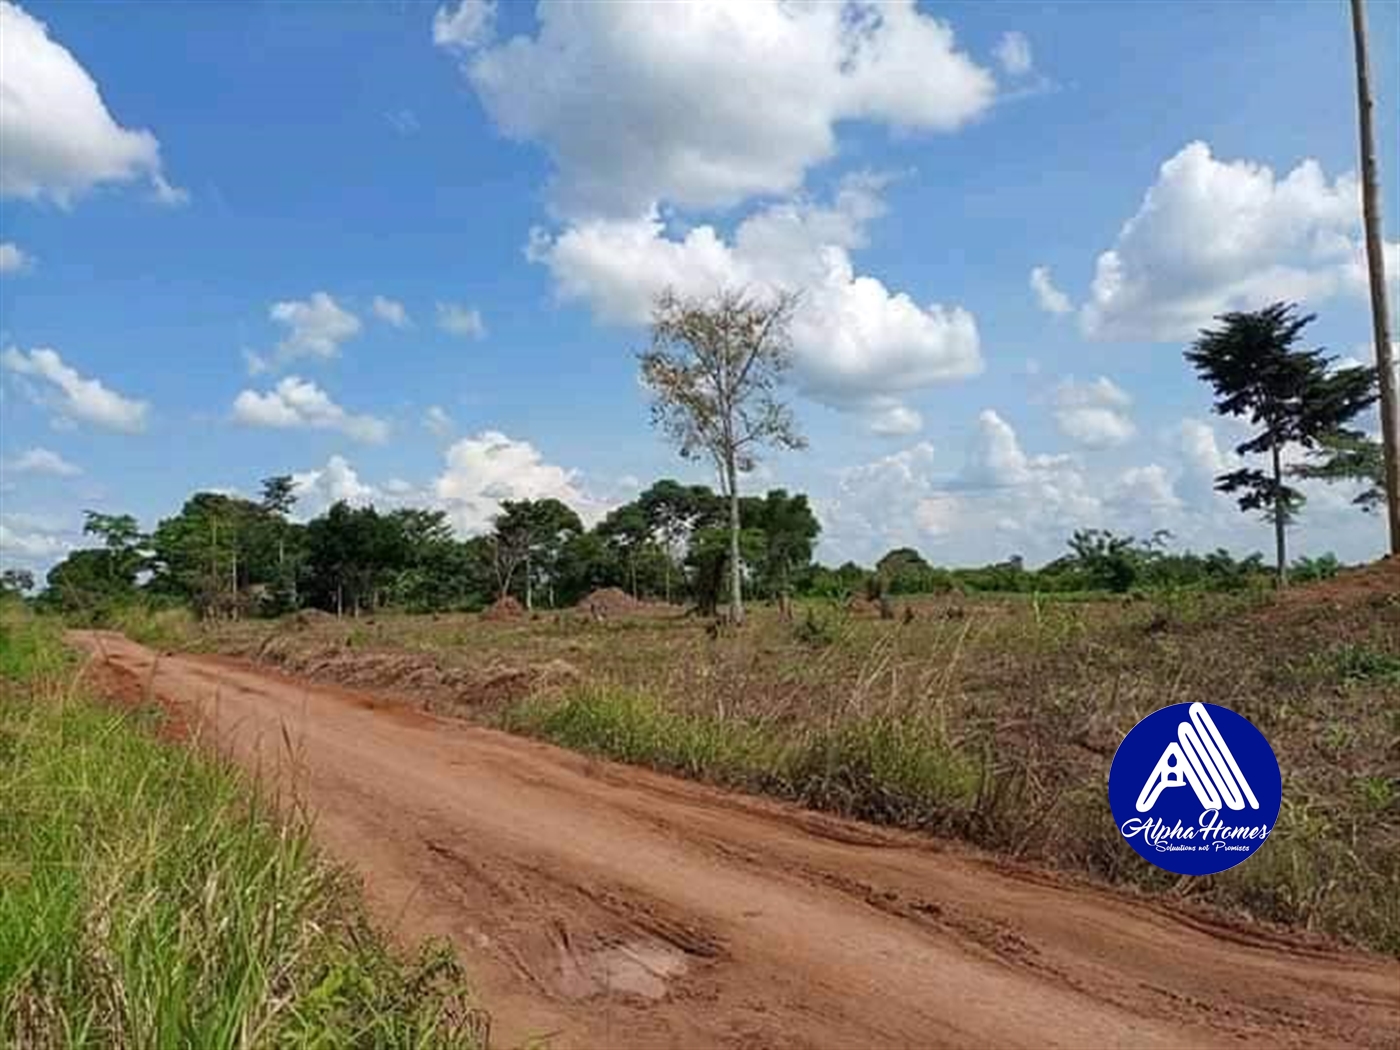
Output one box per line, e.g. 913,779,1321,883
286,608,337,630
579,587,646,617
483,595,526,621
251,632,577,711
1259,556,1400,624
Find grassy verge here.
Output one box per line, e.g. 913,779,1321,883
0,606,485,1049
504,686,979,829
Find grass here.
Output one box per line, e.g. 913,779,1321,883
0,605,486,1049
505,687,979,827
139,576,1400,957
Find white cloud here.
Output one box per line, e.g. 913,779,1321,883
423,405,455,438
961,409,1071,488
436,302,486,339
1176,418,1235,479
1,346,149,432
1081,141,1400,341
0,242,32,274
232,376,389,444
994,31,1033,77
531,178,980,431
446,0,995,217
1110,464,1181,512
372,295,410,328
867,402,924,437
818,441,949,556
268,292,361,365
433,430,602,533
433,0,495,50
0,0,183,205
290,454,377,514
1052,376,1136,448
0,519,70,560
1029,265,1071,315
3,447,80,477
386,108,421,136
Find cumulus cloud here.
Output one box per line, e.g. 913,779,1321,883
1080,141,1400,341
0,0,183,205
822,411,1192,564
232,376,389,444
817,442,948,555
1176,418,1235,480
2,447,80,477
866,402,924,437
433,429,603,533
1,346,149,432
433,0,495,50
436,302,486,339
423,405,455,438
1110,464,1181,512
290,454,378,515
442,0,994,217
0,519,70,561
0,242,32,274
1052,376,1136,448
994,31,1033,77
372,295,410,328
531,178,980,431
1029,265,1070,315
268,292,361,365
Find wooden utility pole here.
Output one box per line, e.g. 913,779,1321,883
1350,0,1400,554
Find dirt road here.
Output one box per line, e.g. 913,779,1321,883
72,632,1400,1050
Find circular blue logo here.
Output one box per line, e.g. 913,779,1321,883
1108,702,1280,876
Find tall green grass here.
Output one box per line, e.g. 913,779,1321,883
504,685,979,831
0,608,485,1048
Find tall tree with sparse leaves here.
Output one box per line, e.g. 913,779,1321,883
1185,302,1377,585
639,288,806,625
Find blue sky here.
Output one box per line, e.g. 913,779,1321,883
2,0,1398,576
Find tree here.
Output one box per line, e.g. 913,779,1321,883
597,501,652,597
743,489,820,600
42,549,138,617
639,288,806,624
1185,303,1377,585
1066,529,1170,593
638,479,721,602
259,475,298,515
82,511,148,588
258,475,302,612
492,499,583,609
305,502,405,616
1292,431,1385,512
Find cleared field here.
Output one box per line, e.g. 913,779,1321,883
141,560,1400,958
71,630,1400,1049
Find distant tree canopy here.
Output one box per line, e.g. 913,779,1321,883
28,471,1342,622
31,477,832,621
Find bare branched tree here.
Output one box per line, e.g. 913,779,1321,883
639,287,806,625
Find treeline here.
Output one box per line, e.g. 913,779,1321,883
28,478,820,620
9,477,1342,623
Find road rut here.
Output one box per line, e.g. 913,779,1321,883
71,632,1400,1050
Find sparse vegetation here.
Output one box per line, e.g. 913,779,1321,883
0,606,484,1048
167,558,1400,957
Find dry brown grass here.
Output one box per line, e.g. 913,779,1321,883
147,572,1400,955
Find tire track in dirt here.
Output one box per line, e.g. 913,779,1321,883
72,632,1400,1050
